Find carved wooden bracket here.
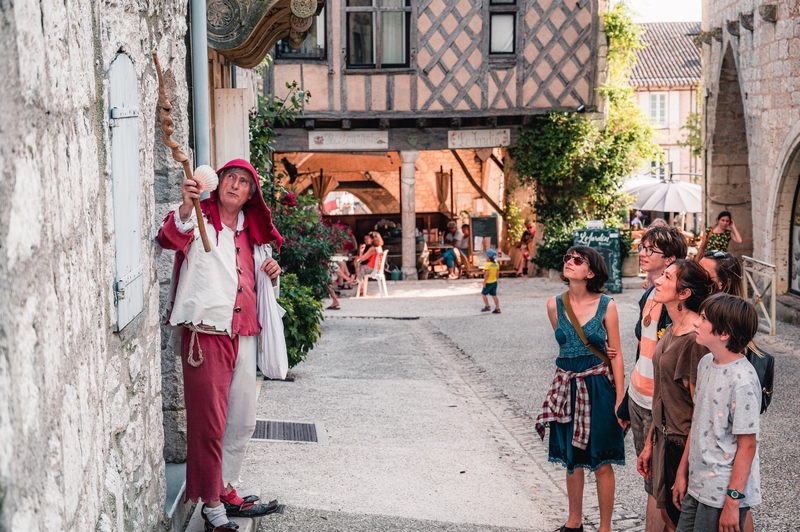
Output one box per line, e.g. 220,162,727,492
727,20,740,37
207,0,325,68
759,4,777,23
740,12,754,31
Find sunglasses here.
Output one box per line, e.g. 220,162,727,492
563,254,586,266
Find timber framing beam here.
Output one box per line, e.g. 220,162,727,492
450,150,504,217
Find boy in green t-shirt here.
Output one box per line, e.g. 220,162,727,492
481,248,501,314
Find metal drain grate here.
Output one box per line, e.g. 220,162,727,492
252,420,318,442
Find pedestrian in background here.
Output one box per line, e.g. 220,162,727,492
636,260,717,530
536,246,625,532
480,248,501,314
695,211,743,258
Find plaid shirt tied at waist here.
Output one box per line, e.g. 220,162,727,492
535,363,611,450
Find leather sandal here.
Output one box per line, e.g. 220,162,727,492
201,506,239,532
204,521,239,532
558,525,583,532
225,499,282,518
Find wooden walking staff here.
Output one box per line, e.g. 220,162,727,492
153,53,212,252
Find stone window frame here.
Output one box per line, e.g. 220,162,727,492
344,0,412,70
488,0,517,56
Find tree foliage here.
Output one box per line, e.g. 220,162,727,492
678,87,703,160
510,1,654,270
272,192,352,300
250,74,350,300
277,273,323,368
248,64,348,368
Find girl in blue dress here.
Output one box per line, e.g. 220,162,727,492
536,246,626,532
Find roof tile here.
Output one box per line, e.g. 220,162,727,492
630,22,701,88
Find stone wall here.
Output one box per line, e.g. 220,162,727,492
702,0,800,292
0,0,190,529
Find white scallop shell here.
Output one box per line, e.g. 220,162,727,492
193,165,219,191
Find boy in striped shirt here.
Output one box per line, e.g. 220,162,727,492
622,226,687,532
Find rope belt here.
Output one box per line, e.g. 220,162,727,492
184,323,228,367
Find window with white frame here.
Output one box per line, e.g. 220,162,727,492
489,0,517,54
346,0,411,69
650,160,666,180
275,8,327,60
648,93,667,126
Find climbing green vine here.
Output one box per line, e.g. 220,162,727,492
511,1,656,270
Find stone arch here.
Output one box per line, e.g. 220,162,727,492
768,124,800,293
298,183,399,213
706,44,752,257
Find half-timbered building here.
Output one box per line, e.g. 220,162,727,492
266,0,609,278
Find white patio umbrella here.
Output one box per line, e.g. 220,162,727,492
622,176,702,213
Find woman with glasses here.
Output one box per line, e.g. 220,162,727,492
636,260,717,530
536,246,625,532
696,211,743,258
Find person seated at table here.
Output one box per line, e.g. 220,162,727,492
356,232,384,296
333,232,358,289
510,220,536,276
432,222,470,278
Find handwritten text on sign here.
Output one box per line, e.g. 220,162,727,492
448,129,510,149
573,230,619,247
308,131,389,150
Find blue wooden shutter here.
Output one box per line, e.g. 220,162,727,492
109,54,144,331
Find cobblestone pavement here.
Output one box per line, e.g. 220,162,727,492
247,278,797,531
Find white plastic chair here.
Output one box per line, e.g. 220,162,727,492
355,249,389,298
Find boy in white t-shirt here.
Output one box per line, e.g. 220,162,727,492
673,293,761,532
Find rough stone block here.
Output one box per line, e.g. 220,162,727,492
163,410,188,463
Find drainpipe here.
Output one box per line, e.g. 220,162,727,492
191,0,211,171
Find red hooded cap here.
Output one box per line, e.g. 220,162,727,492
200,158,284,252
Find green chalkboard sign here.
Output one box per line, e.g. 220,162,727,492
470,216,499,251
573,229,622,293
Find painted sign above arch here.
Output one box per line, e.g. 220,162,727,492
308,130,388,150
448,129,510,149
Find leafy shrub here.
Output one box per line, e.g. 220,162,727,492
277,273,323,368
271,192,352,300
533,223,576,272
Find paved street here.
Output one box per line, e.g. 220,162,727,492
239,278,798,531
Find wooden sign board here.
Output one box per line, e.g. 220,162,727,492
308,130,389,150
448,129,510,149
573,229,622,293
470,216,499,253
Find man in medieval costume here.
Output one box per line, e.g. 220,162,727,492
158,159,283,531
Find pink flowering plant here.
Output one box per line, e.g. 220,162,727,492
271,192,352,300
